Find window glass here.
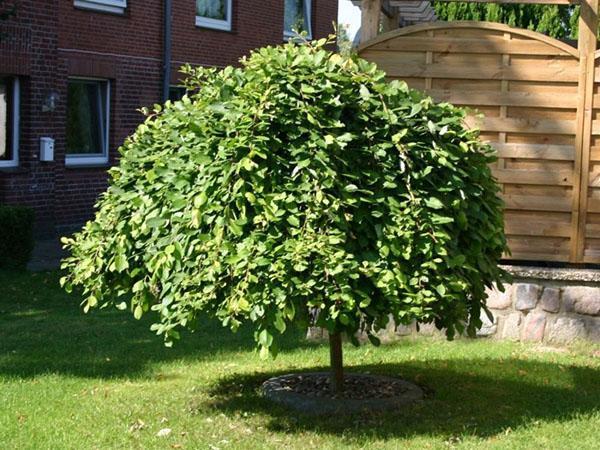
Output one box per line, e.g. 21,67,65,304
66,79,108,158
168,86,187,102
0,77,17,165
0,79,10,161
284,0,311,36
196,0,227,21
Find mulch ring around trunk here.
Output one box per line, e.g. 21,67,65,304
261,372,424,415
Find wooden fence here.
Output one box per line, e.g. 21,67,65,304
358,21,600,264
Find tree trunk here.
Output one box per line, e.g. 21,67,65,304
328,332,344,394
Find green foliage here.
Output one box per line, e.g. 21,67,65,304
433,2,580,39
337,23,354,57
0,204,34,270
61,36,508,355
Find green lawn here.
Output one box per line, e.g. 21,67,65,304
1,270,599,449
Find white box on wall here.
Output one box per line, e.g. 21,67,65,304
40,137,54,162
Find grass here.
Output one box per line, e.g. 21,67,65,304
0,270,599,449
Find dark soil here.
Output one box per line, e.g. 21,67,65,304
274,373,411,400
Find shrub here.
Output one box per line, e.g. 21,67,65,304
61,36,508,389
0,204,34,270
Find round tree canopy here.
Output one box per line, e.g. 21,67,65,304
61,37,508,355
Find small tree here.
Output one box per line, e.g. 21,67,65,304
61,37,508,393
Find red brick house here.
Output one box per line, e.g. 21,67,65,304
0,0,338,235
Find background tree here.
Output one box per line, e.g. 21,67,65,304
337,23,354,56
433,2,580,39
61,37,508,393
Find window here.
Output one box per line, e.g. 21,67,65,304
66,79,110,166
168,86,187,102
74,0,127,14
0,77,19,168
196,0,232,31
284,0,312,39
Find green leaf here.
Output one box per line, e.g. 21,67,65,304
114,254,129,272
258,329,273,348
408,103,422,117
359,84,371,100
194,192,208,208
286,216,300,227
274,314,286,333
425,197,444,209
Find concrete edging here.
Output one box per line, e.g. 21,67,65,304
261,372,424,415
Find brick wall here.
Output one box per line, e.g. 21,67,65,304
0,0,339,235
0,0,61,231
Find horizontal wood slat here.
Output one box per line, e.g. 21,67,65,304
505,220,572,237
588,171,600,186
427,89,578,109
501,194,573,211
369,37,573,56
493,143,575,160
493,168,573,185
588,120,600,135
589,146,600,160
585,223,600,237
588,197,600,212
366,58,581,82
467,117,576,134
508,251,570,261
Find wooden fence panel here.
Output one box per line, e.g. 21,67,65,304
359,21,585,263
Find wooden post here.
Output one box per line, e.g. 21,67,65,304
573,0,598,261
361,0,382,44
381,10,399,33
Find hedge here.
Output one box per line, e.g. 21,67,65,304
0,204,35,270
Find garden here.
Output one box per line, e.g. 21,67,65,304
1,35,599,448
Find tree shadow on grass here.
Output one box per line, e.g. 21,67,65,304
0,271,314,380
204,359,600,442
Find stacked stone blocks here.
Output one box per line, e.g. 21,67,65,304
480,283,599,344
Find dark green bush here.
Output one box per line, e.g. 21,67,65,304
0,204,34,270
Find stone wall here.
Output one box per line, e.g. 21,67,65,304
307,266,600,345
477,266,600,344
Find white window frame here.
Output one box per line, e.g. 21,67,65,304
284,0,312,40
65,78,111,167
74,0,127,14
195,0,233,31
0,77,20,169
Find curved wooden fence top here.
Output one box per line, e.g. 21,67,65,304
358,21,580,58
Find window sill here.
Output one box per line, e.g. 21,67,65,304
65,163,111,169
195,16,232,32
74,1,126,15
0,163,21,173
65,156,110,168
